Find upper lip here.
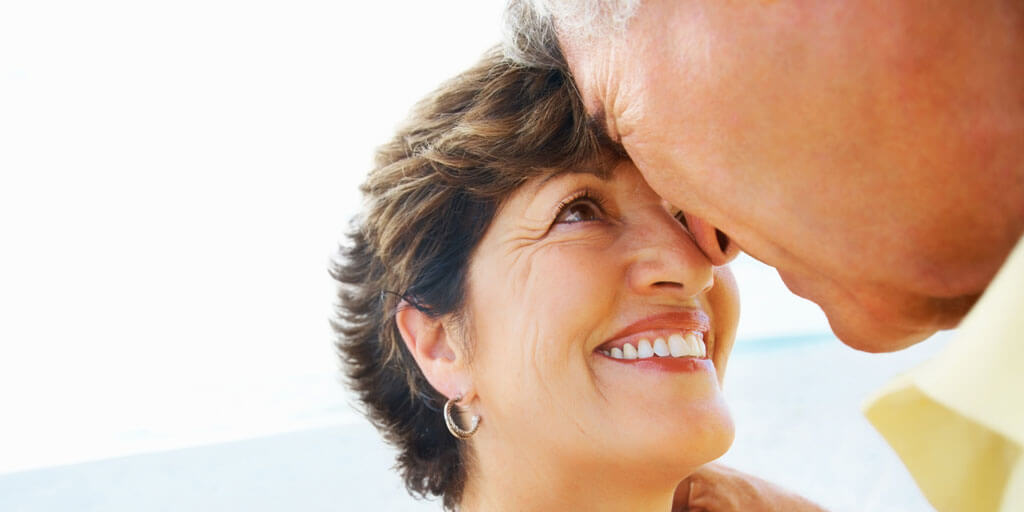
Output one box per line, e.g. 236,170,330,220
597,310,712,351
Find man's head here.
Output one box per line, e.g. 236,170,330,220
505,0,1024,352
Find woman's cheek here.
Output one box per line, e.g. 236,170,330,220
711,266,739,326
538,244,617,308
514,247,619,369
708,266,739,382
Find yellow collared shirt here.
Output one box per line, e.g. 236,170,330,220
865,237,1024,511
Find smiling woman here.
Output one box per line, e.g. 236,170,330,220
331,46,738,511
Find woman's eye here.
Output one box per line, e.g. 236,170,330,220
555,199,604,224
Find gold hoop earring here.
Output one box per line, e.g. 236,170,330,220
444,394,480,439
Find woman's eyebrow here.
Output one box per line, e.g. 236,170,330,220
536,168,611,188
540,158,618,189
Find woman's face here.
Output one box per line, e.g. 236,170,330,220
463,160,739,477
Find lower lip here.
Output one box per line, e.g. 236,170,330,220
598,354,714,373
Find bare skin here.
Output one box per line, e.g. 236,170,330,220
560,0,1024,353
398,162,740,511
551,1,1024,509
672,464,827,512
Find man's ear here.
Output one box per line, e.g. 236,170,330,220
394,300,471,400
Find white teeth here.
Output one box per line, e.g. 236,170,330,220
668,334,686,357
683,333,699,355
652,337,670,357
601,332,708,361
684,333,702,358
636,339,654,358
622,343,638,359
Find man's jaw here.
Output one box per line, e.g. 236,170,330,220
776,267,972,352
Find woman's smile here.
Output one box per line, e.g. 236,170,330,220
594,310,716,373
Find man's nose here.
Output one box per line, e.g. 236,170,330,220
683,213,740,266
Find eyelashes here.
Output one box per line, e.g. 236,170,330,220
548,187,691,231
552,188,609,225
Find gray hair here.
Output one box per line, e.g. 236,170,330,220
502,0,640,70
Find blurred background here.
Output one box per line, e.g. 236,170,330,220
0,1,940,510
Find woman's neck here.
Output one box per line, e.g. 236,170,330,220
458,436,685,512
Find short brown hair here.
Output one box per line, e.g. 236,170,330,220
331,46,614,509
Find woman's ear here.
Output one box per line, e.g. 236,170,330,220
394,300,471,400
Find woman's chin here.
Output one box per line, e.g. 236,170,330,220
647,398,734,471
592,385,734,474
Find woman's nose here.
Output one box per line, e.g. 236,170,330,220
682,213,740,266
627,215,715,298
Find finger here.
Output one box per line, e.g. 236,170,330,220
672,476,692,511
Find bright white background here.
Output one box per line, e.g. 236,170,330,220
0,0,830,475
